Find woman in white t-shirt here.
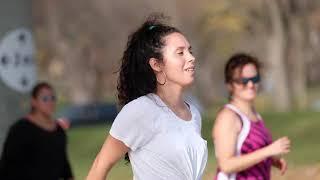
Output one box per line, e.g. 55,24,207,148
86,14,208,180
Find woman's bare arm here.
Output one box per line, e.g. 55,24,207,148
86,135,129,180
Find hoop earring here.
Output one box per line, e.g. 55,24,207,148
157,71,167,85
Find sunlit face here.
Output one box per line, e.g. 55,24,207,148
161,32,195,88
229,63,259,102
31,88,56,117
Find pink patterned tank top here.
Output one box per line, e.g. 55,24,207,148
215,104,273,180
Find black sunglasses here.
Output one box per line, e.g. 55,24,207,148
233,74,260,85
39,95,56,102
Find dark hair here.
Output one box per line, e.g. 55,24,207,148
117,13,181,107
224,53,261,100
31,82,53,98
225,53,261,84
30,82,54,112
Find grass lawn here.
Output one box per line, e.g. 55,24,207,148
67,111,320,179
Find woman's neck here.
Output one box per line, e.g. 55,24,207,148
230,98,255,115
156,84,185,109
27,112,56,131
156,84,192,121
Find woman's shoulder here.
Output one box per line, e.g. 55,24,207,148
122,94,159,111
116,94,161,121
6,118,34,138
213,105,243,136
10,118,33,129
215,106,241,125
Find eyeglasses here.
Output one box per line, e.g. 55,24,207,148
39,95,56,102
233,74,260,85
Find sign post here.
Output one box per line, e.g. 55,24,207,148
0,0,36,153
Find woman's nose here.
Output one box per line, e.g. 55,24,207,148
246,80,254,87
188,53,195,62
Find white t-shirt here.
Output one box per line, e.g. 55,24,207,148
110,93,208,180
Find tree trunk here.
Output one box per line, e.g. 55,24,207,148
287,17,308,109
265,0,291,111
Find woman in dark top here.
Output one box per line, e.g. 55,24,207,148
0,82,73,180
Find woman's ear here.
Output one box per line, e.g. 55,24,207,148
31,97,37,109
227,83,233,94
149,58,162,72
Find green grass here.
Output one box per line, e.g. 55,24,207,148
262,111,320,164
67,125,132,179
67,111,320,179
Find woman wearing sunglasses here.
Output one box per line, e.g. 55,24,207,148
0,82,73,180
212,53,291,180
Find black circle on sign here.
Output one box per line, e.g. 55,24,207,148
24,56,31,64
21,76,29,87
1,55,9,66
18,33,26,43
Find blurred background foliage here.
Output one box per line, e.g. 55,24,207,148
32,0,320,111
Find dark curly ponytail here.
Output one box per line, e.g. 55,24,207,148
117,13,181,107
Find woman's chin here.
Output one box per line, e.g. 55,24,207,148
183,80,194,88
245,96,256,102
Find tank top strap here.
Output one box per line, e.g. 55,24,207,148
224,104,249,122
224,104,251,156
256,112,263,120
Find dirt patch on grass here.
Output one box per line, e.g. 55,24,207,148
272,164,320,180
203,164,320,180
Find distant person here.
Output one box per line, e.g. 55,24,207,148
0,82,73,180
212,53,291,180
87,14,208,180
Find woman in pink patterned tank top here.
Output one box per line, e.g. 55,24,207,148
212,53,291,180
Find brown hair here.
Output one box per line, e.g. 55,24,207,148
225,53,261,84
